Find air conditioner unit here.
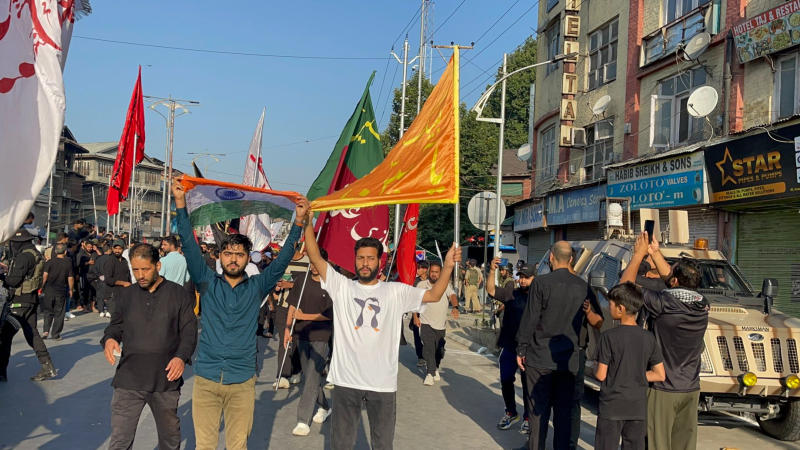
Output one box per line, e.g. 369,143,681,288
571,127,587,147
596,119,614,140
602,62,617,83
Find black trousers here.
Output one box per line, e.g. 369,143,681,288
276,309,300,378
331,386,396,450
42,291,66,337
109,388,181,450
0,302,51,373
420,324,445,375
79,275,94,307
594,417,646,450
409,320,423,360
525,366,575,450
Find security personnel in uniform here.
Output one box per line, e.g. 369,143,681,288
0,227,57,381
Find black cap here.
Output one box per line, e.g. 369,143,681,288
112,239,125,248
517,264,536,278
9,227,35,242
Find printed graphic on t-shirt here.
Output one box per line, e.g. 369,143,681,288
354,297,381,331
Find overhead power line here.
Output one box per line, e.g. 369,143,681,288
74,35,390,61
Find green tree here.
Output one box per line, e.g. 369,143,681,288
381,69,434,155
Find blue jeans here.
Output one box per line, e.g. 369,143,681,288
499,347,530,419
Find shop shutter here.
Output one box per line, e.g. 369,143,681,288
737,210,800,318
632,207,718,248
566,222,604,241
527,230,551,266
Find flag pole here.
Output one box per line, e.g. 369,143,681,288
91,186,98,229
129,133,137,245
275,226,324,392
45,164,54,247
384,221,405,281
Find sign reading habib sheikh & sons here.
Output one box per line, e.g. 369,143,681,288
704,124,800,204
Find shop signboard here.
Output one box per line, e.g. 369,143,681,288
607,151,705,210
513,201,545,232
705,123,800,204
732,0,800,64
546,184,605,226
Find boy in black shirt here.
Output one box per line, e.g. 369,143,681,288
594,282,665,450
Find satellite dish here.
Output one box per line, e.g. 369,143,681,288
592,95,612,115
687,86,718,118
683,32,711,61
517,143,532,161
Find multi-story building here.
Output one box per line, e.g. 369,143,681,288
519,0,800,314
74,142,167,240
32,127,88,236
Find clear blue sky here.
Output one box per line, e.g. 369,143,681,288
63,1,537,193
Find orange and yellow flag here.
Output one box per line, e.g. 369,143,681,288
311,48,459,211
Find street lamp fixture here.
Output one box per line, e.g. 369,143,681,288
471,52,577,122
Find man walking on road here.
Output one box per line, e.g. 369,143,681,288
172,180,308,450
464,259,482,313
283,248,334,436
101,244,197,450
301,208,461,450
101,241,131,318
516,241,599,450
1,227,57,382
159,236,190,288
416,261,458,386
410,260,429,367
621,232,709,450
487,258,534,434
41,243,74,340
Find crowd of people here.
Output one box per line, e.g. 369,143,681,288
0,187,712,449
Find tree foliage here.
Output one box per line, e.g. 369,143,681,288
379,36,536,252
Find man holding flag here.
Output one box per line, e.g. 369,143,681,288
171,180,309,450
300,207,461,449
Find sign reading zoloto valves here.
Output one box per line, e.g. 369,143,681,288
607,151,705,210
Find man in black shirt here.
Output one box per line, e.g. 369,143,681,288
101,240,131,317
101,244,197,450
515,241,601,450
284,249,334,436
594,282,665,450
0,227,56,381
487,258,534,434
41,244,74,340
620,232,709,450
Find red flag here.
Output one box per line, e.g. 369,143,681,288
107,66,145,215
396,204,420,285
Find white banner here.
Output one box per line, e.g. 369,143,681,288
0,0,87,242
239,108,273,251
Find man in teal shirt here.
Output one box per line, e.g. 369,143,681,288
159,236,189,287
172,180,310,450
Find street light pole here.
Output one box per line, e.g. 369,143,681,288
390,38,419,248
146,95,199,236
493,54,508,262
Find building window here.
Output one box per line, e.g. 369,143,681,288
775,53,800,120
665,0,709,24
98,161,112,179
642,8,707,65
547,0,559,11
546,23,560,76
540,126,557,179
650,68,707,149
584,119,614,180
501,182,524,196
588,19,619,90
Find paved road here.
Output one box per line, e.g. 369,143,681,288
1,312,799,449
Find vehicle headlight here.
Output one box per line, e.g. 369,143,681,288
783,375,800,390
741,372,758,387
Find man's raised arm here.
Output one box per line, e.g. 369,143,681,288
422,244,462,303
171,177,212,287
303,209,329,282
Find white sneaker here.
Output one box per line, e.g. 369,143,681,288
423,374,434,386
434,369,441,381
312,408,331,424
289,374,301,385
66,312,75,319
273,377,290,389
292,422,310,436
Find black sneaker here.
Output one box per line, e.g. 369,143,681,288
497,413,520,430
30,361,56,381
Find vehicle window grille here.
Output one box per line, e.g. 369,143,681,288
751,343,766,371
733,336,749,372
716,336,733,370
789,339,799,373
771,338,784,373
700,344,714,373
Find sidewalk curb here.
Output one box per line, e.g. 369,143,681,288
446,325,497,360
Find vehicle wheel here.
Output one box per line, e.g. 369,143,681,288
758,399,800,441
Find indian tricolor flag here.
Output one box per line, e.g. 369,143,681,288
179,175,300,227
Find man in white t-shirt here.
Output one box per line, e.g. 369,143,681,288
302,211,461,450
416,261,459,386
